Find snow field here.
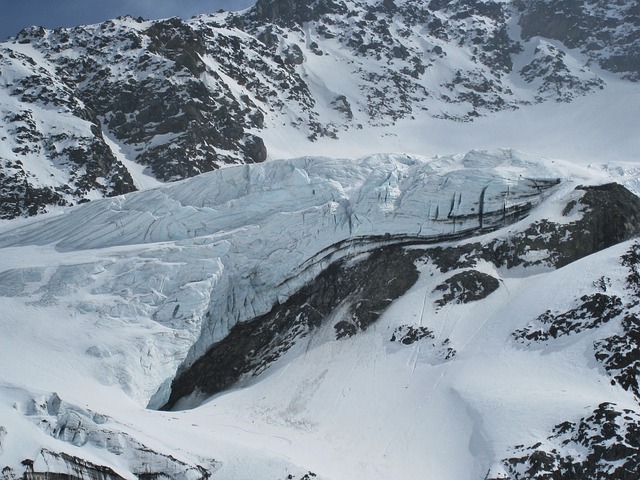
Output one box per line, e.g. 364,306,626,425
1,150,640,479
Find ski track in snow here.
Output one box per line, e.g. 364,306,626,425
1,12,640,471
1,147,640,478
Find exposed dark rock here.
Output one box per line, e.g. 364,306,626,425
0,173,67,219
390,325,435,345
287,472,317,480
595,313,640,399
145,17,207,76
76,26,270,182
162,244,423,410
519,41,604,102
439,339,457,360
574,183,640,253
426,243,482,273
500,191,599,267
0,63,137,218
283,43,304,64
241,135,268,163
623,241,640,298
249,0,348,27
517,0,640,81
429,183,640,273
3,16,274,196
593,243,640,400
331,95,353,119
488,403,640,480
513,293,624,344
433,270,500,307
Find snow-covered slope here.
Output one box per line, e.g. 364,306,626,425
0,150,563,404
1,0,639,218
2,149,640,479
1,0,640,478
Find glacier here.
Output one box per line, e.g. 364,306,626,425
0,149,563,405
2,148,640,479
1,0,640,477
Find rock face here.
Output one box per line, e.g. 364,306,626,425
433,270,500,307
487,402,640,480
0,0,637,218
162,244,423,409
162,182,640,411
0,45,137,218
390,325,435,345
517,0,640,81
426,183,640,273
249,0,349,26
513,293,624,343
594,244,640,401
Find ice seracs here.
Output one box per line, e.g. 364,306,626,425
1,0,639,218
2,148,640,478
0,149,562,402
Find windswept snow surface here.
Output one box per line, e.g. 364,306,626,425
264,55,640,166
1,149,640,479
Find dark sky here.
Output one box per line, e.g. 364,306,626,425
0,0,257,41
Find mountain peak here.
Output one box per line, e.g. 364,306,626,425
3,150,640,478
0,0,638,219
248,0,350,26
516,0,640,80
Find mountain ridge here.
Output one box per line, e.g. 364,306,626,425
3,150,640,479
1,1,640,478
1,0,638,219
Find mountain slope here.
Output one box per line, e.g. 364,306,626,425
1,1,640,478
0,0,639,218
2,150,640,479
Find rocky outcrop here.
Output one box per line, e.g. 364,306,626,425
1,15,275,218
248,0,348,27
487,402,640,480
427,183,640,272
517,40,605,102
390,325,435,345
433,270,500,307
517,0,640,81
0,45,137,218
499,183,640,268
51,17,270,181
1,0,635,218
593,243,640,400
595,313,640,399
513,293,624,344
162,244,423,410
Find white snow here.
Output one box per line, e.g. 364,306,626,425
102,130,164,190
264,76,640,165
1,2,640,477
1,149,640,479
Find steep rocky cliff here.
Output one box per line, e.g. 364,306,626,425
163,181,640,410
0,0,637,218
